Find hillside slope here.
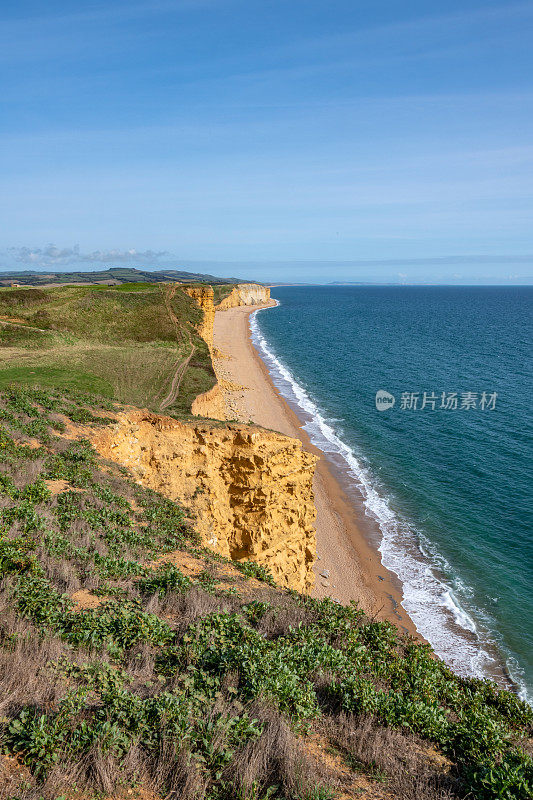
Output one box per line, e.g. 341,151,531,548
0,267,246,287
0,283,216,415
0,387,531,800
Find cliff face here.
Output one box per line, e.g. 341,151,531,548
182,285,215,349
184,283,271,421
216,283,271,309
91,409,317,592
190,382,225,419
183,284,271,349
114,280,318,591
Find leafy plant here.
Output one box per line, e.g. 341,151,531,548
234,560,276,586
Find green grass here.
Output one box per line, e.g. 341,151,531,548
0,283,215,414
0,366,114,396
109,281,157,292
0,323,57,349
212,283,236,305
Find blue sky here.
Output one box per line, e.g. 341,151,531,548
1,0,532,283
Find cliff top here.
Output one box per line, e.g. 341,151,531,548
0,282,219,416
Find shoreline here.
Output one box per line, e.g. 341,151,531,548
212,301,421,639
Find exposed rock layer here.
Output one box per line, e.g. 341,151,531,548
216,283,271,309
92,410,317,592
190,382,226,420
182,283,271,351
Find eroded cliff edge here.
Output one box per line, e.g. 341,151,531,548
92,409,317,592
183,285,217,349
184,283,272,420
182,283,271,350
216,283,271,309
88,281,318,593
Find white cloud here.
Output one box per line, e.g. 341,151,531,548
7,244,169,268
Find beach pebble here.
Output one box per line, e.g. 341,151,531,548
320,570,330,579
321,581,330,587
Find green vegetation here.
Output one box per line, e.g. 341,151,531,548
0,386,530,800
0,366,114,396
234,559,277,586
212,283,235,305
0,283,216,415
0,267,244,286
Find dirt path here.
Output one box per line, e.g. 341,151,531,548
0,319,48,333
159,346,195,410
158,285,196,411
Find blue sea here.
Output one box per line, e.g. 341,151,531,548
250,285,533,701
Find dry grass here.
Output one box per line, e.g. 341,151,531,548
321,713,458,800
219,702,333,800
0,603,69,716
160,583,240,631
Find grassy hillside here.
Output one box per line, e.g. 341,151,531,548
0,267,244,287
0,386,531,800
212,284,235,306
0,284,216,416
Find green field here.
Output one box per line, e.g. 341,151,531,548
0,266,245,286
0,283,216,415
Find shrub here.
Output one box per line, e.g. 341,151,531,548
139,563,192,596
234,560,276,586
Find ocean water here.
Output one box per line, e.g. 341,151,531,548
250,285,533,701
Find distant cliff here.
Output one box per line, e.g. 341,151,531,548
184,283,271,420
216,283,271,309
183,283,272,350
183,285,216,349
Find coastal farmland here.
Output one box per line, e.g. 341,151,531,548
0,284,217,416
0,267,244,287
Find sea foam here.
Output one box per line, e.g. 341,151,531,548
250,306,530,702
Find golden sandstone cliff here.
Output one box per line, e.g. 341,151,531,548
183,283,271,348
216,283,271,309
186,283,272,420
92,410,317,592
91,281,317,593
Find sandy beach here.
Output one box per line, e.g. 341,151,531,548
212,301,421,638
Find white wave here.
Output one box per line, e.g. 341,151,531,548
250,306,531,702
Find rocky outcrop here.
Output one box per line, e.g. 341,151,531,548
91,410,317,592
216,283,271,309
183,284,271,349
190,383,225,420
